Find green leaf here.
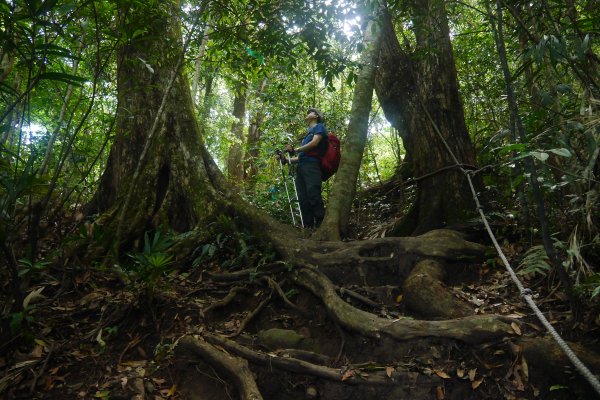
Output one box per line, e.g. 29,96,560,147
530,151,549,162
495,143,528,155
555,84,571,94
36,0,59,16
549,384,569,391
548,148,571,157
38,72,88,86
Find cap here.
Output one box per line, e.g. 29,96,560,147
307,108,324,123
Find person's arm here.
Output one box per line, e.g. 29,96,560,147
286,134,323,154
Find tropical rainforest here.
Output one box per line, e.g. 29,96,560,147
1,0,600,399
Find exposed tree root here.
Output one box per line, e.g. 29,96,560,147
194,332,441,388
201,286,248,317
517,336,600,376
293,266,514,344
298,229,486,268
403,259,473,318
177,336,263,400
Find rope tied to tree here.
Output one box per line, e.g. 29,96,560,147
421,100,600,396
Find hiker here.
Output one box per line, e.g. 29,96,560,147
282,108,328,228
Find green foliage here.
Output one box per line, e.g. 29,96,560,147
125,231,174,291
17,258,50,279
517,244,551,278
192,216,276,272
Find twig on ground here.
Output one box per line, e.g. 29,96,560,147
226,292,273,338
338,286,380,309
262,276,308,315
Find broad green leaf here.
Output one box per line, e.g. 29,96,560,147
548,148,571,157
530,151,549,162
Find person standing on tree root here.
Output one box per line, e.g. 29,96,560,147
284,108,328,228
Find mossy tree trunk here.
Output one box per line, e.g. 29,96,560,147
85,1,227,245
375,2,477,235
316,16,382,240
84,0,292,254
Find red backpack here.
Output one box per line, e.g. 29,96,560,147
320,133,341,181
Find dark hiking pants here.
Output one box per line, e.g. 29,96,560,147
296,162,325,228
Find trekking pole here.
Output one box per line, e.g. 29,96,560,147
276,151,296,225
287,153,304,228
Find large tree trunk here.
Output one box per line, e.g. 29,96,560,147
84,0,291,254
316,15,382,240
86,1,225,244
375,3,477,235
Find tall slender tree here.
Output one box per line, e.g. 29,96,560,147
317,12,383,240
227,82,247,183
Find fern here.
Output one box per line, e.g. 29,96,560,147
517,245,551,278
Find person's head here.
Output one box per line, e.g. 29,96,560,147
305,108,324,124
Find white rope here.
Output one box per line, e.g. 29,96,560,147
465,174,600,395
420,101,600,395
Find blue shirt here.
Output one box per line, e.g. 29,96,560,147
298,123,327,165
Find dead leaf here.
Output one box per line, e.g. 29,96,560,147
435,370,451,379
341,370,355,381
521,356,529,381
31,344,44,358
96,329,106,347
456,368,464,378
166,385,177,397
472,378,483,389
23,287,45,309
436,386,445,400
468,368,477,381
511,322,522,335
386,366,394,378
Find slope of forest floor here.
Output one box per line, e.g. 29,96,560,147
1,180,599,400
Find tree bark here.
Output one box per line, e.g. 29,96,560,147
244,78,268,186
375,3,478,235
84,0,293,255
317,15,382,240
86,1,224,243
227,82,247,183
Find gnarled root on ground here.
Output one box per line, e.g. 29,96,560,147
293,266,514,344
176,336,263,400
403,259,473,318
